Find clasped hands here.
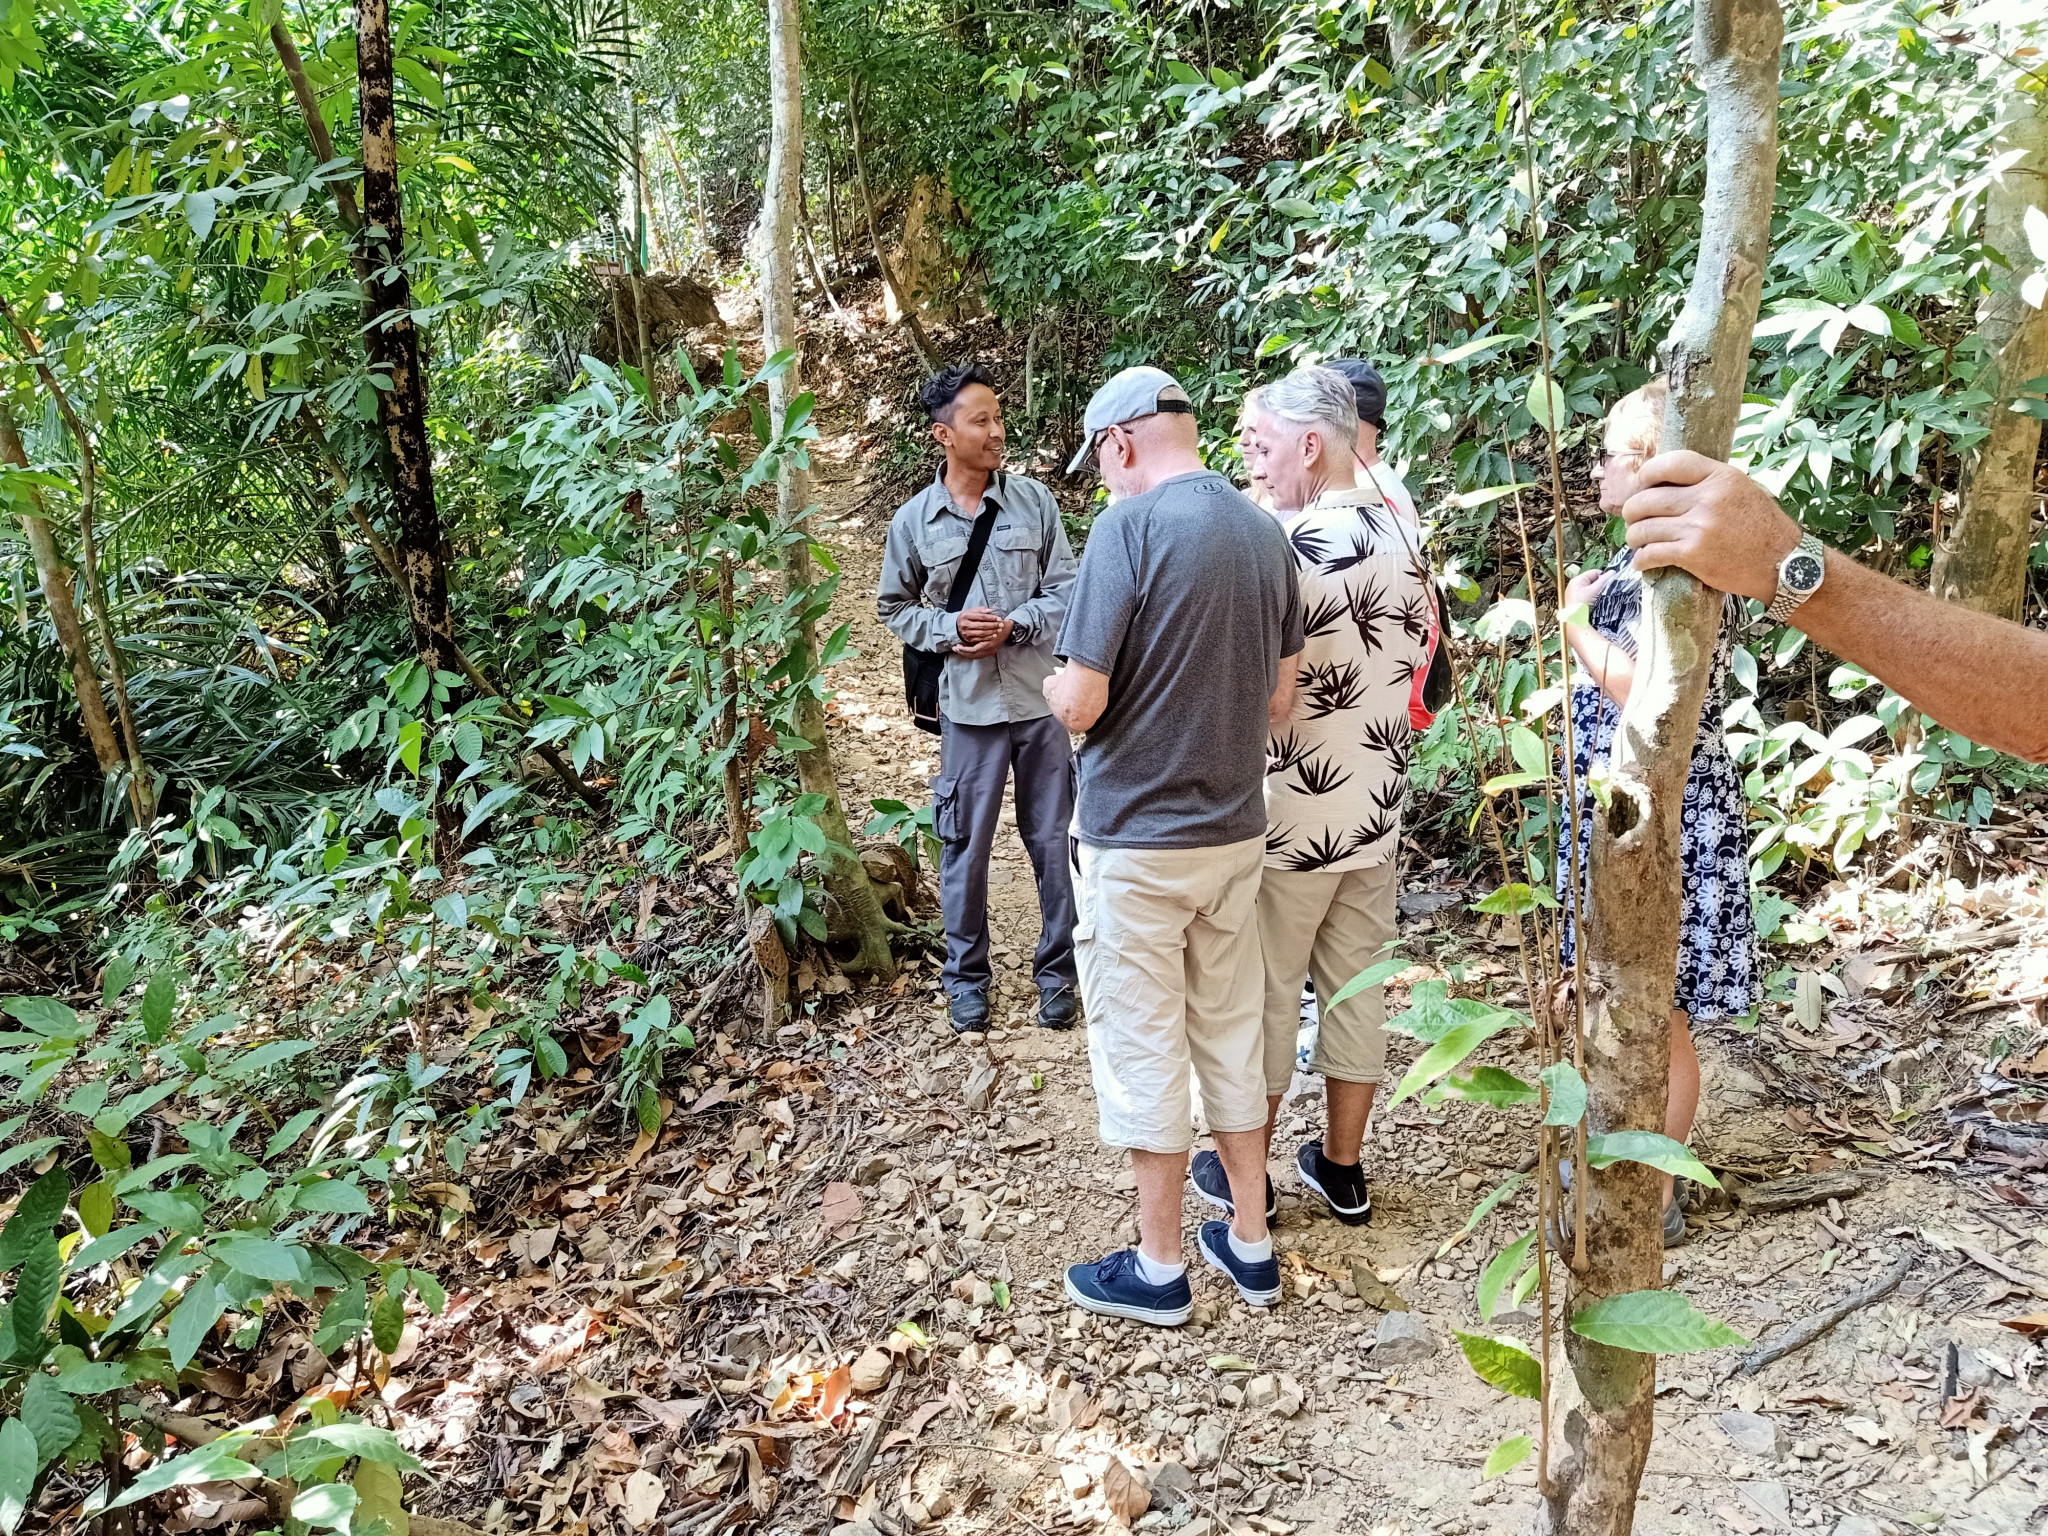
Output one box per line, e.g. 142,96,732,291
952,606,1015,661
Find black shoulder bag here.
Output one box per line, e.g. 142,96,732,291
903,507,998,735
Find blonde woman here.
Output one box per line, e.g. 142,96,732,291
1555,379,1757,1247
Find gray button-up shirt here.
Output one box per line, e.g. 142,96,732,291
877,469,1076,726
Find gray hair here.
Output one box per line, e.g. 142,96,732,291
1255,365,1359,451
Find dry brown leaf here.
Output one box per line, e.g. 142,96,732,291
1940,1388,1982,1429
1999,1311,2048,1336
817,1364,852,1425
624,1127,659,1167
1100,1459,1150,1527
820,1181,864,1236
622,1469,666,1529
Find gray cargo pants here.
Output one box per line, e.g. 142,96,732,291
933,714,1078,1000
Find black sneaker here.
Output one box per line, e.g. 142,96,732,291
1038,986,1080,1030
948,989,990,1033
1296,1141,1372,1225
1190,1149,1277,1224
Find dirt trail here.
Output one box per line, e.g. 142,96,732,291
795,407,2045,1536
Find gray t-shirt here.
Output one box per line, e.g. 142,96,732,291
1056,470,1304,848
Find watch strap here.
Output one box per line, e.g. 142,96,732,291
1765,534,1823,624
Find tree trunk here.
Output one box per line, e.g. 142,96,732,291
1932,87,2048,621
762,0,898,982
0,401,127,792
358,0,463,858
845,78,938,371
1544,4,1782,1534
1,301,155,825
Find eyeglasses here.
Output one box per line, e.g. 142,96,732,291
1594,450,1643,475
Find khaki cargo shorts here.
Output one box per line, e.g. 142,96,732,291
1072,835,1269,1154
1257,860,1399,1095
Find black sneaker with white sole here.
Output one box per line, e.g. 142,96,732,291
1296,1141,1372,1225
1190,1149,1277,1224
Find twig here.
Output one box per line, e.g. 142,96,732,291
1957,1243,2048,1298
831,1370,907,1496
1730,1251,1915,1377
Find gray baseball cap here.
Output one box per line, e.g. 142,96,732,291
1065,365,1196,474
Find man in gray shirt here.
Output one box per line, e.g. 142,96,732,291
1045,366,1303,1325
877,363,1079,1033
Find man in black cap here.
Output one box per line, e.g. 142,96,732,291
1326,359,1417,528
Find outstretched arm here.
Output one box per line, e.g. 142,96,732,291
1623,451,2048,763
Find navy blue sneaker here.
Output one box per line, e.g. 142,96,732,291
1190,1150,1278,1224
949,989,990,1033
1063,1249,1192,1327
1197,1220,1282,1308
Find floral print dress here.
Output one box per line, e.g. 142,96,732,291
1554,548,1759,1022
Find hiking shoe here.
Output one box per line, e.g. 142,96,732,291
948,989,990,1033
1063,1249,1192,1327
1038,986,1080,1030
1190,1150,1277,1224
1196,1220,1282,1308
1295,1141,1372,1226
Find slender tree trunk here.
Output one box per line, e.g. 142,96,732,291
1544,4,1782,1534
763,1,898,981
1,301,154,824
1,401,127,796
629,62,654,380
845,78,938,370
823,134,842,259
268,12,366,258
1932,87,2048,621
357,0,463,857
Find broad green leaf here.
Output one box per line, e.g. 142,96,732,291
1455,1332,1541,1398
0,1139,63,1181
1477,1230,1536,1321
1425,333,1526,365
1389,1008,1521,1105
68,1223,160,1273
0,1417,36,1533
212,1234,312,1285
292,1421,424,1472
168,1268,230,1369
100,1433,257,1510
1524,373,1567,432
1569,1290,1747,1354
1583,1131,1719,1188
137,970,177,1043
372,1290,406,1354
1436,1173,1525,1257
293,1482,358,1527
1324,954,1409,1009
1429,1066,1537,1107
352,1452,410,1536
291,1178,373,1216
3,998,75,1035
100,955,136,1008
0,1169,68,1270
12,1235,59,1341
21,1374,79,1465
1540,1062,1587,1126
1482,1434,1533,1480
78,1182,115,1237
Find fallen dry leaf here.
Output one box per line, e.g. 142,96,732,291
817,1364,852,1425
1940,1388,1982,1429
1999,1311,2048,1337
623,1468,666,1529
820,1181,863,1237
1350,1262,1412,1313
1101,1458,1150,1528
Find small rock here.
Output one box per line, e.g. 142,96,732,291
1181,1521,1215,1536
877,1175,915,1211
1061,1463,1095,1497
926,1491,954,1521
1736,1481,1791,1527
1129,1348,1163,1376
1245,1374,1280,1407
1955,1349,1993,1389
1372,1310,1437,1363
1148,1461,1196,1512
1830,1518,1883,1536
970,1276,995,1309
904,1256,930,1284
1716,1412,1782,1459
849,1348,893,1393
853,1155,895,1185
1790,1439,1820,1461
1184,1419,1227,1470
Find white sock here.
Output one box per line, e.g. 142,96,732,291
1135,1249,1186,1286
1227,1228,1274,1263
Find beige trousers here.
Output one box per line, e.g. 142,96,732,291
1257,860,1400,1095
1073,836,1269,1154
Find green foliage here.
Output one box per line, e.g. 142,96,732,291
1570,1290,1749,1354
1455,1332,1542,1399
1482,1434,1534,1480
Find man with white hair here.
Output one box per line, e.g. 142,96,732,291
1043,366,1303,1323
1202,364,1431,1227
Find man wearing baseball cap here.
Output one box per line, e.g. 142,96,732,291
1325,359,1418,527
1043,366,1304,1324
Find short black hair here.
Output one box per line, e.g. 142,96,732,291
1325,358,1387,430
921,362,999,423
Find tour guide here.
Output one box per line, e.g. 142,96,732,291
1045,366,1303,1324
876,363,1080,1034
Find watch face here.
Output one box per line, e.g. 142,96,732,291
1785,552,1824,593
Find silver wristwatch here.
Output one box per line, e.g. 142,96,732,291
1765,534,1826,623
